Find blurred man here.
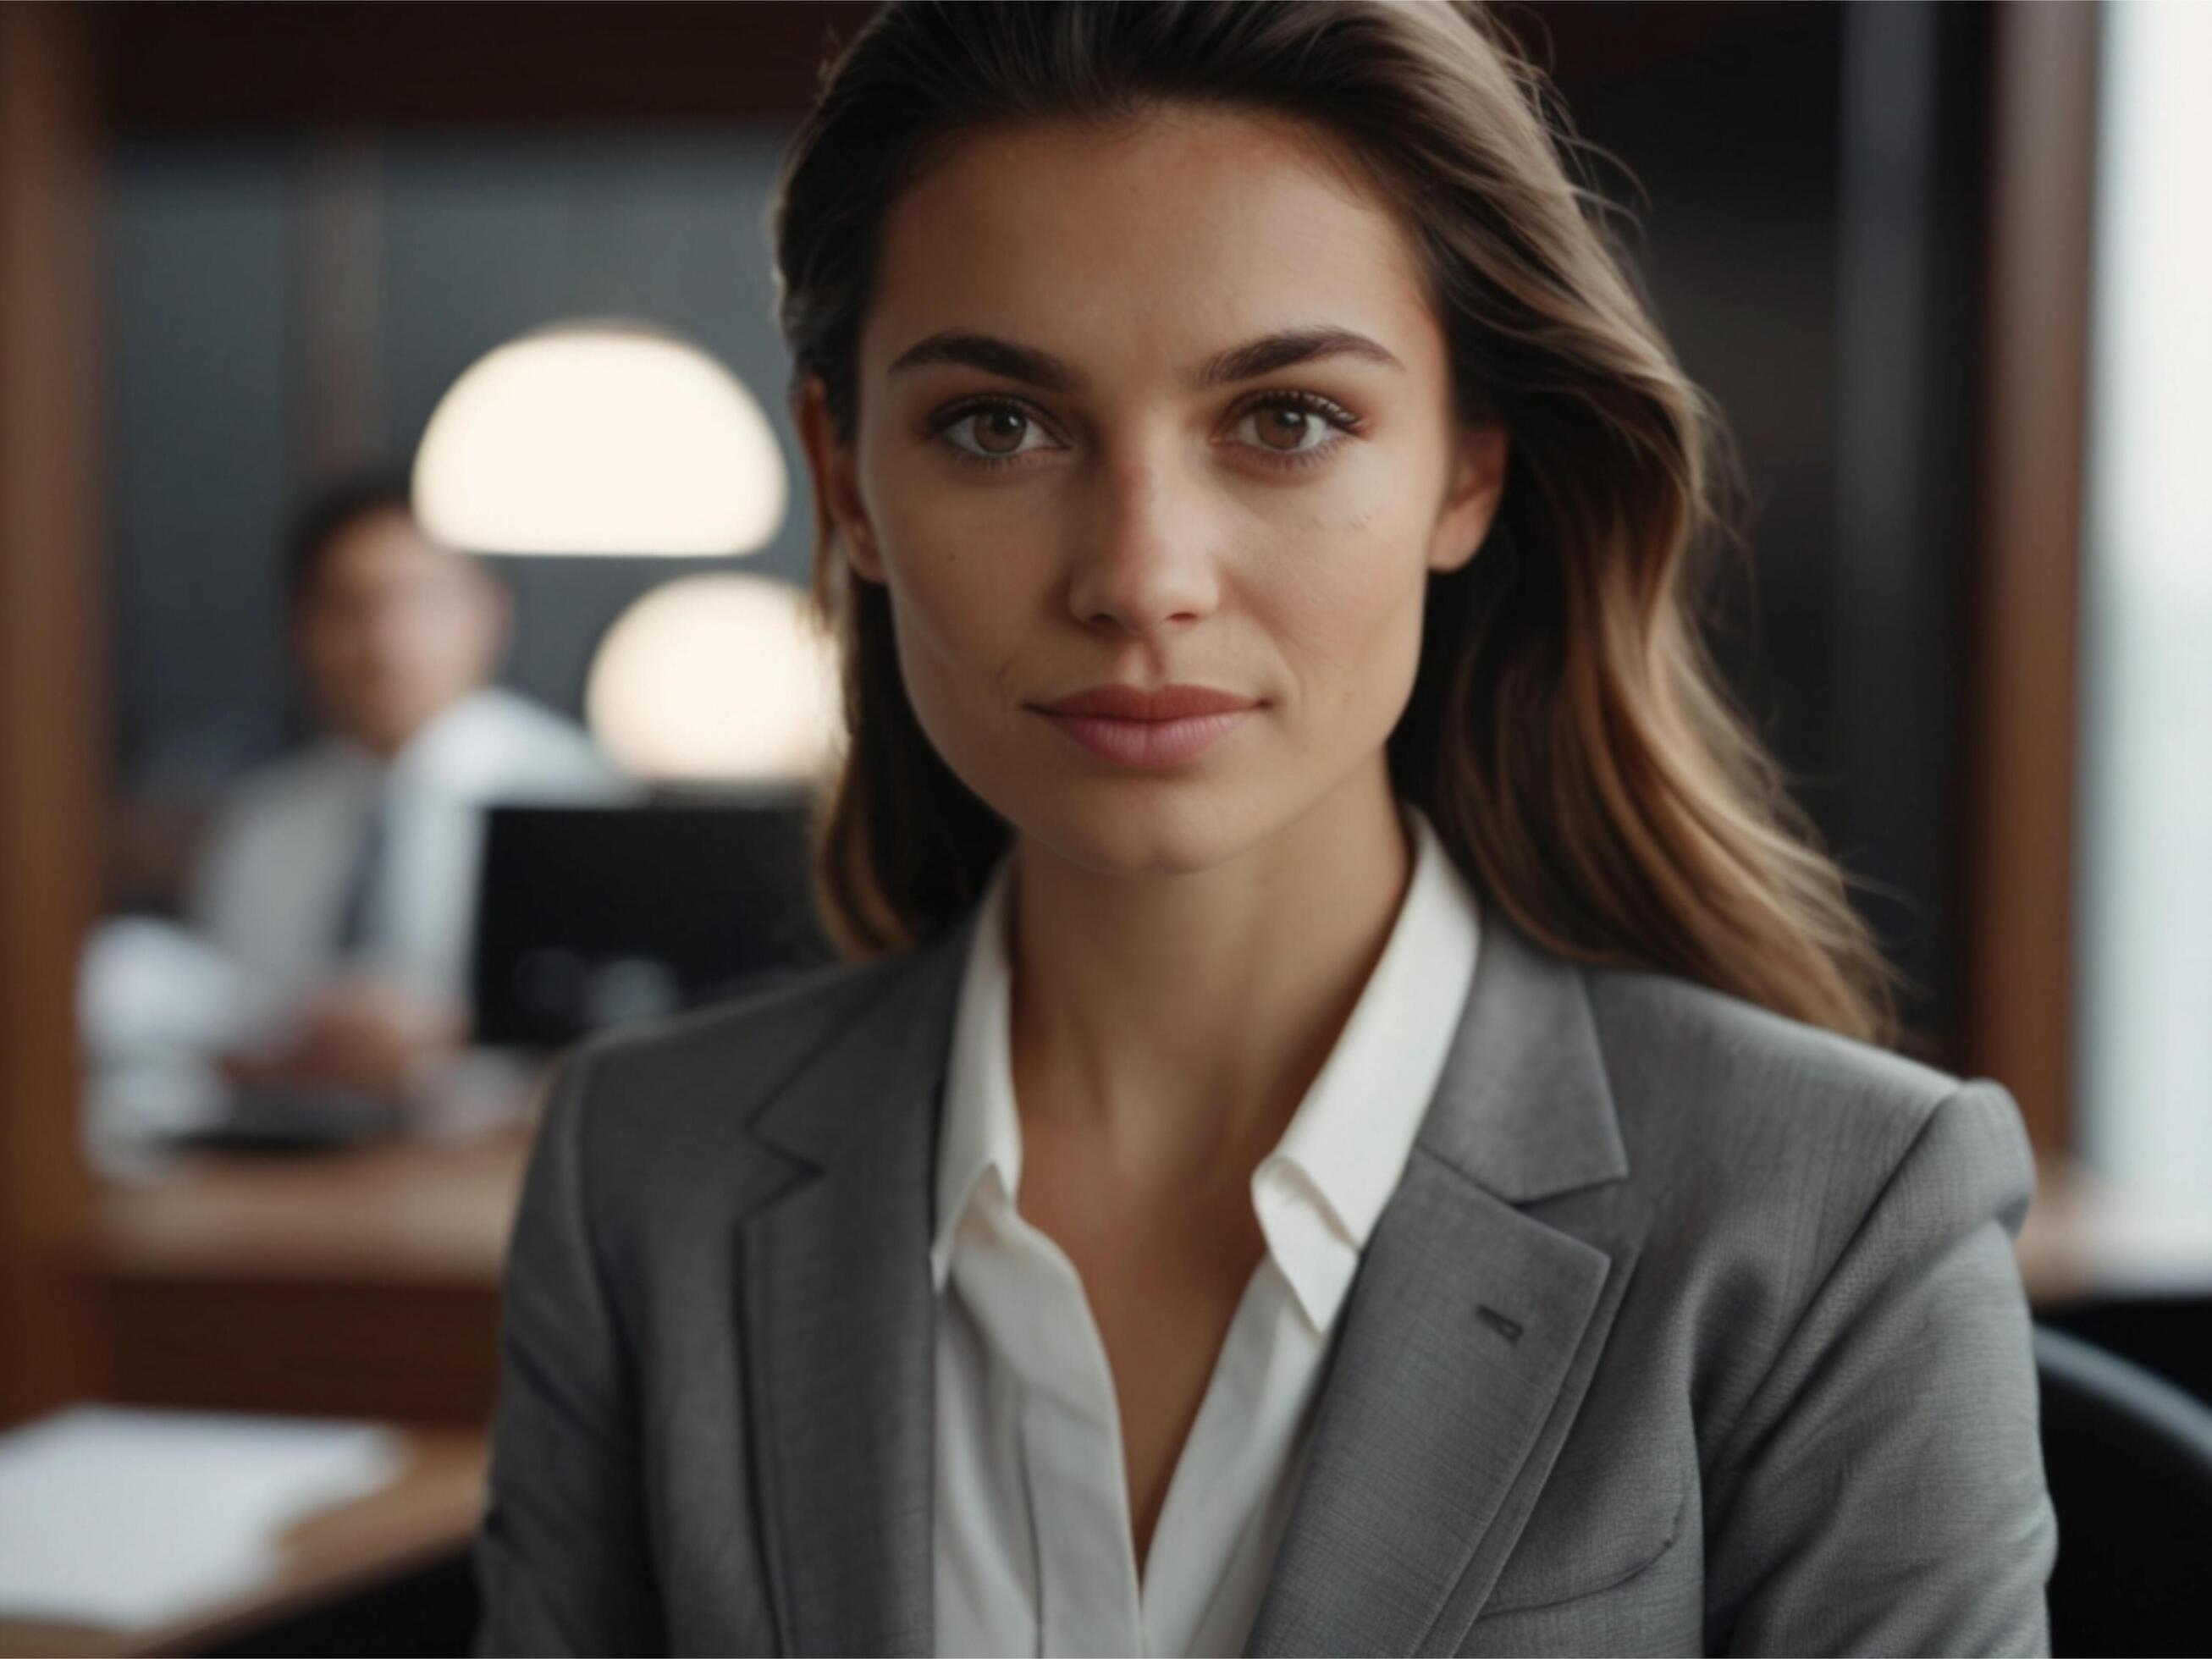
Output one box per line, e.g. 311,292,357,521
182,471,632,1103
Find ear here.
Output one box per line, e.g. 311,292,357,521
1426,421,1509,576
792,376,886,586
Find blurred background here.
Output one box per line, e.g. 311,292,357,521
0,1,2205,1652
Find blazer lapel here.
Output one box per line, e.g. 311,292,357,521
737,910,979,1657
1244,896,1649,1658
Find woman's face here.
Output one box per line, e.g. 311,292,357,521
797,105,1506,878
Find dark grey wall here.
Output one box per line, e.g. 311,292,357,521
108,141,301,789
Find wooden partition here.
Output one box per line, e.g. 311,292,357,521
1967,2,2101,1155
0,2,113,1425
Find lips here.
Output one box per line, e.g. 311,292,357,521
1031,682,1260,769
1039,683,1258,721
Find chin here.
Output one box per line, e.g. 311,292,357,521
1004,782,1276,882
349,704,428,756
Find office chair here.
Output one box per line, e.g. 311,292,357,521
2036,1321,2212,1657
2036,1291,2212,1406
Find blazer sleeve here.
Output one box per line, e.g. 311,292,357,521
472,1044,667,1656
1704,1078,2059,1656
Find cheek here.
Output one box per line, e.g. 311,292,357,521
426,614,486,671
325,627,375,672
1261,512,1431,711
864,466,997,644
891,541,1002,658
874,520,1031,726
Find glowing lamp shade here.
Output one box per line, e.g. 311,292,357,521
412,321,787,556
585,574,844,784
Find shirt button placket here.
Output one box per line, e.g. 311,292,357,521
1012,1233,1148,1656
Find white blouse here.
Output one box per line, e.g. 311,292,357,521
929,801,1483,1657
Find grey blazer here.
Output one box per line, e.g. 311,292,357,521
471,889,2057,1657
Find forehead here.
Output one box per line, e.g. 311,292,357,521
309,511,472,601
862,106,1437,383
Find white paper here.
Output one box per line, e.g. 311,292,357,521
76,917,295,1060
0,1403,407,1630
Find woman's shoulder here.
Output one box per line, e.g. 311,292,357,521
1582,957,1962,1117
1556,975,2051,1656
1574,957,2035,1243
567,951,904,1083
534,945,941,1199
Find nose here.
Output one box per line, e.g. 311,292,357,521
1064,453,1222,637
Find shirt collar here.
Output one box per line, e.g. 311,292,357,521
385,685,510,791
930,847,1026,1294
319,686,498,791
929,801,1483,1334
1251,801,1481,1326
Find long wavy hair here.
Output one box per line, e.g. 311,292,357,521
768,0,1904,1046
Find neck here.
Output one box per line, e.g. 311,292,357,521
1006,763,1415,1190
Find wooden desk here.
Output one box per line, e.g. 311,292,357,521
80,1122,535,1424
0,1425,486,1659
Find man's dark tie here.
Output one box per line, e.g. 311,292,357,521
333,788,393,956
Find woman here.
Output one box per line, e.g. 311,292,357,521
472,3,2056,1655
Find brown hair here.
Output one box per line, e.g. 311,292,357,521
769,0,1904,1046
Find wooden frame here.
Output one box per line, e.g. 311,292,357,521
1966,1,2101,1155
0,2,113,1425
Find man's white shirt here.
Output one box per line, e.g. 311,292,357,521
186,684,636,1014
929,800,1483,1656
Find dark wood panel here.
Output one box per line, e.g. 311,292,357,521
0,0,115,1428
89,1,1824,135
1967,1,2099,1154
91,0,880,133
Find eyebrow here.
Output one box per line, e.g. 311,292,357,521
885,324,1406,393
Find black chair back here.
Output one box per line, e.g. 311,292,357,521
2036,1322,2212,1656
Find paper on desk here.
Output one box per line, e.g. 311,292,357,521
75,917,307,1176
0,1403,407,1630
77,917,296,1060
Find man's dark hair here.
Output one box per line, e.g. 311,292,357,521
283,467,420,607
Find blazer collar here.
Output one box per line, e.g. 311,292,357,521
747,906,979,1174
1412,890,1630,1204
738,882,1640,1657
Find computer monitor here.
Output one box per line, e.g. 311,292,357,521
469,791,838,1049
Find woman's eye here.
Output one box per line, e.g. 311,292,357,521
934,400,1058,469
1227,394,1361,466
